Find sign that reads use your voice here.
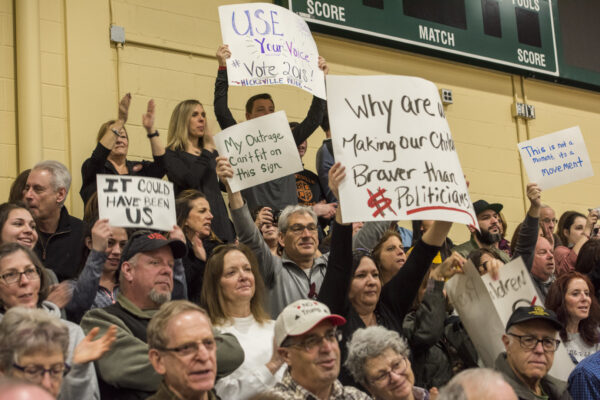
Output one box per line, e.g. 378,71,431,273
97,175,176,232
327,75,477,227
219,2,326,99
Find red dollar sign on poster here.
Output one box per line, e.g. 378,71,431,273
367,187,397,218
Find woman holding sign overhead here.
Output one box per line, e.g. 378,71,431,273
164,100,235,243
80,94,167,205
317,162,456,389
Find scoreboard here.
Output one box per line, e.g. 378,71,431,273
278,0,600,91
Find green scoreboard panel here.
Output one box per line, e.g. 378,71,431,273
278,0,600,91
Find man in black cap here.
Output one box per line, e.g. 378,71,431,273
495,305,572,400
453,199,511,263
81,230,243,399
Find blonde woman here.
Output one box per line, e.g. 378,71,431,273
164,100,235,242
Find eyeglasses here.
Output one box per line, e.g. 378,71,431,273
287,224,318,235
541,218,558,224
12,363,70,382
507,333,560,352
369,356,408,387
157,337,222,358
288,329,342,352
0,267,39,285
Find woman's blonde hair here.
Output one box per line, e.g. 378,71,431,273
167,100,204,152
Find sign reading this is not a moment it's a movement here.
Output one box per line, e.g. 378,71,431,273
327,75,477,227
214,110,303,193
518,126,594,190
97,175,176,232
218,2,326,99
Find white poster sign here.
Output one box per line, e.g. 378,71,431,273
214,111,303,192
518,126,593,190
97,175,176,232
327,75,477,227
218,3,326,99
446,258,573,380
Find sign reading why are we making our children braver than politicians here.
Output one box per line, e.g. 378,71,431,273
97,175,176,232
327,75,478,227
214,111,303,193
218,3,326,99
518,126,594,190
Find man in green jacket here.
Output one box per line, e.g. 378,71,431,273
81,231,243,399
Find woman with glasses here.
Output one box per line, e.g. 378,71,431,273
0,242,116,399
346,326,432,400
80,94,167,205
200,243,284,400
318,164,453,389
545,271,600,363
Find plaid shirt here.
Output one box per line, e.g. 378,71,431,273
267,370,372,400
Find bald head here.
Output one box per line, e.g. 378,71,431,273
438,368,517,400
0,379,55,400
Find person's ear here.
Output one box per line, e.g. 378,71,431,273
148,349,166,375
121,261,134,283
502,334,510,351
278,347,291,365
85,237,93,251
278,232,285,249
55,187,67,206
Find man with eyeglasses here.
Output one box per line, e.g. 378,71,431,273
268,299,371,400
495,305,572,400
217,158,335,318
81,232,243,399
148,300,230,400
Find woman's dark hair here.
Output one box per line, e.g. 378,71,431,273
467,248,502,272
175,189,221,243
0,243,49,311
557,211,586,248
575,240,600,274
545,271,600,346
0,202,33,244
8,170,30,203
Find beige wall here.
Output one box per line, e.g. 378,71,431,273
3,0,600,243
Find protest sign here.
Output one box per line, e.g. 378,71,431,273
218,3,326,99
97,174,176,232
214,111,303,192
518,126,593,190
446,257,573,380
326,75,477,227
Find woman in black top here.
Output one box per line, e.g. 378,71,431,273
164,100,235,243
318,163,453,389
80,94,167,204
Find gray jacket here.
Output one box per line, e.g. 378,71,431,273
0,302,100,400
231,203,328,318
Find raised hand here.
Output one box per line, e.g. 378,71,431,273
46,281,74,309
118,93,131,123
91,219,111,252
73,325,117,364
216,44,231,67
318,56,329,75
142,99,156,134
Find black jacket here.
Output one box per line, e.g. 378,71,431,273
34,207,84,281
80,142,167,205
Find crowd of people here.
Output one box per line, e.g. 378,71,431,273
0,44,599,400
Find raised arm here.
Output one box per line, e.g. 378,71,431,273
216,156,279,287
512,183,542,271
142,99,165,157
214,44,237,130
317,163,352,315
291,57,328,145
